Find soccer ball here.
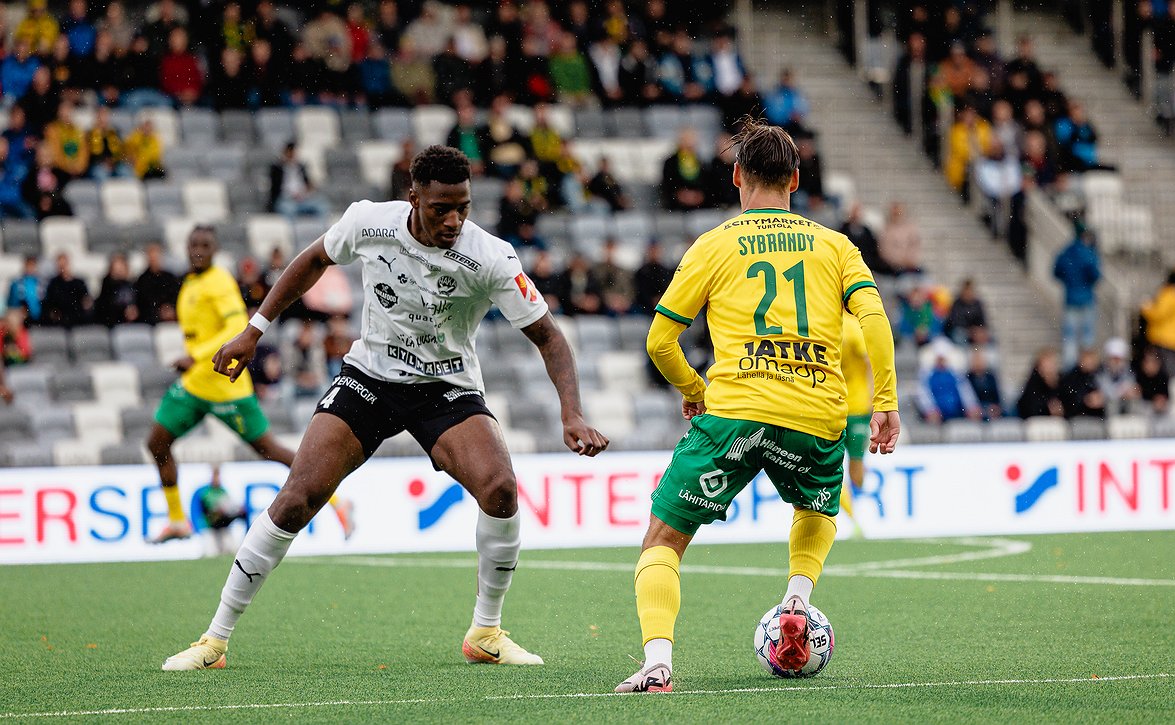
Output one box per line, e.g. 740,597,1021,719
752,603,835,678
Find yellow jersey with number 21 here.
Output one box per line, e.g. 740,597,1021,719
655,208,884,441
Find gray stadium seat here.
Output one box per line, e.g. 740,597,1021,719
985,417,1025,442
63,180,103,223
216,221,250,256
8,442,54,467
612,210,654,243
627,182,658,209
0,408,32,442
7,365,51,403
609,108,646,136
373,108,414,140
180,108,218,145
943,419,984,444
29,328,69,364
139,366,178,399
220,110,255,143
535,213,570,243
326,148,361,180
120,406,156,440
1070,418,1107,440
256,108,295,148
905,422,944,444
633,390,675,423
86,222,129,254
471,177,506,209
1152,417,1175,438
101,442,149,465
70,325,113,363
205,144,247,182
339,109,373,142
574,316,620,354
51,371,95,402
28,407,74,442
645,106,686,140
686,105,723,136
685,209,727,239
574,108,608,138
165,147,205,180
260,400,293,433
112,324,155,363
652,212,687,241
145,181,185,220
2,221,41,256
618,315,652,349
571,215,610,246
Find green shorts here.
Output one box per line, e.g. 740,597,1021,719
651,413,844,536
154,382,270,443
845,414,871,462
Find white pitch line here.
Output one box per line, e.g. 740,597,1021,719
2,674,1169,719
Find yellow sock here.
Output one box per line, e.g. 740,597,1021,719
635,546,681,645
839,486,854,519
789,510,837,584
163,485,186,524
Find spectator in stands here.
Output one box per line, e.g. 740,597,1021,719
249,40,286,108
357,41,397,108
1038,71,1069,121
839,202,885,274
344,3,372,66
1141,269,1175,376
7,256,41,323
893,32,931,143
930,41,977,102
135,243,180,324
917,339,983,423
391,36,436,105
47,35,83,104
1097,337,1141,415
944,104,992,199
944,278,988,344
1060,348,1106,419
450,3,487,63
705,133,739,208
1053,227,1101,368
1005,35,1045,96
514,158,551,214
124,119,166,180
660,127,706,211
250,0,294,62
587,157,631,212
119,35,174,112
966,348,1004,420
481,99,529,179
41,253,91,327
323,315,354,380
633,240,673,314
433,38,475,106
527,249,563,313
446,103,490,176
764,68,811,135
496,179,542,249
528,103,564,165
15,0,58,56
703,28,746,99
1017,347,1065,418
589,35,625,106
98,1,134,53
1,306,32,366
209,47,251,111
556,252,604,316
287,41,326,106
1020,129,1059,191
974,139,1028,257
144,0,186,58
17,67,59,137
594,239,635,316
476,35,521,105
720,73,763,134
389,138,415,201
971,32,1005,93
237,257,271,310
90,31,122,106
94,252,139,327
85,107,130,181
286,319,327,399
898,281,944,346
990,100,1019,156
303,8,352,102
657,28,706,103
794,135,825,209
1135,347,1170,416
549,31,593,106
619,38,660,105
0,139,32,220
160,27,204,106
1154,3,1175,134
1054,101,1110,172
3,107,36,172
269,142,328,220
878,201,923,276
1,39,41,105
406,1,453,58
21,144,72,220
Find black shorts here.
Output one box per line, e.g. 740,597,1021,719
314,363,495,464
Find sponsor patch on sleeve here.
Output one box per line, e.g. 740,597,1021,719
513,273,538,302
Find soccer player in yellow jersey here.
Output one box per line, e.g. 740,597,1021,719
147,227,353,543
615,120,901,693
839,312,871,536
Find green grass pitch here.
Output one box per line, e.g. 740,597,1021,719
1,531,1172,723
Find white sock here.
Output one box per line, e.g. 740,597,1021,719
472,510,520,628
644,638,673,669
783,574,814,612
205,510,297,641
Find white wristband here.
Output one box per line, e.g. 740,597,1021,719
249,313,271,335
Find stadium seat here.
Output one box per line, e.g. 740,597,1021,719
1080,171,1124,200
220,109,255,143
163,217,198,257
574,316,620,354
40,217,88,258
1152,416,1175,439
63,180,102,223
535,212,570,243
295,142,328,186
53,438,103,466
164,146,205,180
139,365,178,399
412,105,457,147
653,212,687,241
824,172,858,208
291,218,331,247
1024,416,1069,442
574,108,608,138
70,325,113,363
86,222,131,254
9,442,54,467
153,323,185,366
984,417,1025,443
355,139,404,189
100,178,149,224
325,147,361,181
339,109,373,142
246,214,294,259
28,327,69,364
101,442,150,465
583,390,636,437
612,210,654,246
501,428,537,454
255,108,295,149
51,370,95,402
1069,418,1107,440
470,177,505,209
205,144,247,182
108,108,135,136
372,107,413,140
179,107,218,145
608,108,646,137
686,105,722,137
645,106,689,141
7,365,52,405
182,179,231,222
596,351,647,392
72,403,123,445
145,181,186,220
91,362,142,409
295,106,341,147
905,422,944,444
943,419,984,444
137,107,180,147
1,220,40,256
617,315,652,349
633,390,675,423
685,210,727,239
0,408,32,443
28,406,74,443
571,215,610,247
1107,415,1150,440
120,407,156,441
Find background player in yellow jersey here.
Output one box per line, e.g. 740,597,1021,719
839,312,871,537
147,227,353,543
615,120,901,693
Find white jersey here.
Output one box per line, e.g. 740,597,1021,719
323,200,548,391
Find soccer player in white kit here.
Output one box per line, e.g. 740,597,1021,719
163,146,609,670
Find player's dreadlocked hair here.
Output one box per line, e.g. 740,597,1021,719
410,145,472,186
729,117,800,191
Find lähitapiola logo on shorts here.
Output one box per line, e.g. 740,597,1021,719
699,469,731,498
407,478,466,530
725,428,765,462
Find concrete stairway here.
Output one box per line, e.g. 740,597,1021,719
735,3,1060,386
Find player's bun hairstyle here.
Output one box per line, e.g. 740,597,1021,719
731,117,800,191
410,145,472,186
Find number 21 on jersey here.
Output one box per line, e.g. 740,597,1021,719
747,260,808,337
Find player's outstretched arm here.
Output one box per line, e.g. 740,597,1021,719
212,237,335,382
521,313,610,456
